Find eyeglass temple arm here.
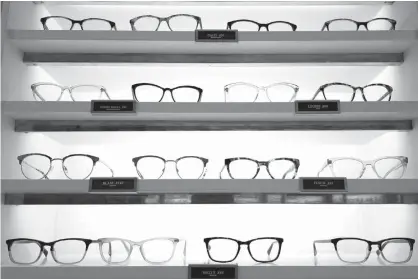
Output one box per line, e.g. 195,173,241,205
98,160,115,177
100,88,112,100
313,239,332,256
282,165,296,179
183,240,187,265
17,240,49,257
382,162,404,179
219,164,230,179
22,161,50,179
321,24,327,31
377,92,390,101
200,165,208,179
33,88,46,101
312,89,322,100
317,161,330,177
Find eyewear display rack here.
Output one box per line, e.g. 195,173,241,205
2,1,418,279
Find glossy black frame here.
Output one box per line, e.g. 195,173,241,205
40,16,117,30
313,237,415,264
226,19,297,31
224,157,300,179
312,82,393,102
132,83,203,102
321,17,396,31
130,14,203,31
204,237,284,263
6,238,94,265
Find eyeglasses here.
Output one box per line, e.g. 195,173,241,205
132,155,209,179
313,238,415,264
321,17,396,31
31,83,111,101
204,237,283,263
40,16,117,30
227,20,297,31
6,238,94,265
17,153,114,180
130,14,203,31
312,83,393,102
132,83,203,103
224,82,298,102
98,237,185,264
317,156,408,179
220,157,300,179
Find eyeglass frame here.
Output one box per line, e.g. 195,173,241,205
17,153,114,180
40,16,117,30
131,83,203,103
317,156,408,179
224,82,299,102
321,17,396,31
132,155,209,179
130,14,203,31
312,82,393,102
313,237,415,264
226,19,297,31
31,82,111,102
203,237,284,263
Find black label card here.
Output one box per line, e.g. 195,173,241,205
89,178,137,193
189,265,237,279
300,177,347,192
195,30,238,42
295,100,340,114
91,100,136,113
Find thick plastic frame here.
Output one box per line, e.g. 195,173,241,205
130,14,203,31
31,82,111,101
132,155,209,179
6,238,94,265
221,157,300,179
317,156,408,179
131,83,203,103
224,82,299,102
203,237,284,263
313,237,415,264
312,82,393,102
40,16,117,30
226,19,297,31
17,153,114,180
321,17,396,31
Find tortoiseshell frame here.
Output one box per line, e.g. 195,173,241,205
130,14,203,31
313,237,415,264
6,238,94,265
312,82,393,102
41,16,117,30
204,237,284,263
321,17,396,31
226,19,297,31
132,83,203,102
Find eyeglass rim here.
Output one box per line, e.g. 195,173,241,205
129,14,202,31
31,82,110,101
131,83,203,102
226,19,297,31
321,17,396,31
40,16,117,30
224,82,299,102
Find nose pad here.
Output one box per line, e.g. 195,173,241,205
63,165,69,174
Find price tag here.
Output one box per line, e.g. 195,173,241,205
300,177,347,192
189,265,237,279
91,100,136,114
89,178,137,194
195,30,238,42
295,100,340,114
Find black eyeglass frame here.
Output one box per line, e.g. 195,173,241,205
321,17,396,31
226,19,297,31
40,16,117,30
130,14,203,31
203,237,284,263
131,83,203,103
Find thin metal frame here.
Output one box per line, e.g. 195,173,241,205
31,82,111,101
226,19,297,31
132,155,209,179
321,17,396,31
313,237,415,264
203,237,284,263
317,156,408,179
40,16,117,30
312,82,393,102
132,83,203,102
17,153,114,180
220,157,300,179
130,14,203,31
224,82,299,102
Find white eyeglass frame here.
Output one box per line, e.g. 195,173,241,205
31,82,111,101
224,82,299,102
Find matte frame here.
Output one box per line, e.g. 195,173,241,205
131,83,203,103
130,14,203,31
226,19,297,31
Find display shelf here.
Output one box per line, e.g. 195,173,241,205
3,101,417,131
2,266,418,279
8,30,417,65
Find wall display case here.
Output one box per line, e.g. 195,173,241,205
2,1,418,279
